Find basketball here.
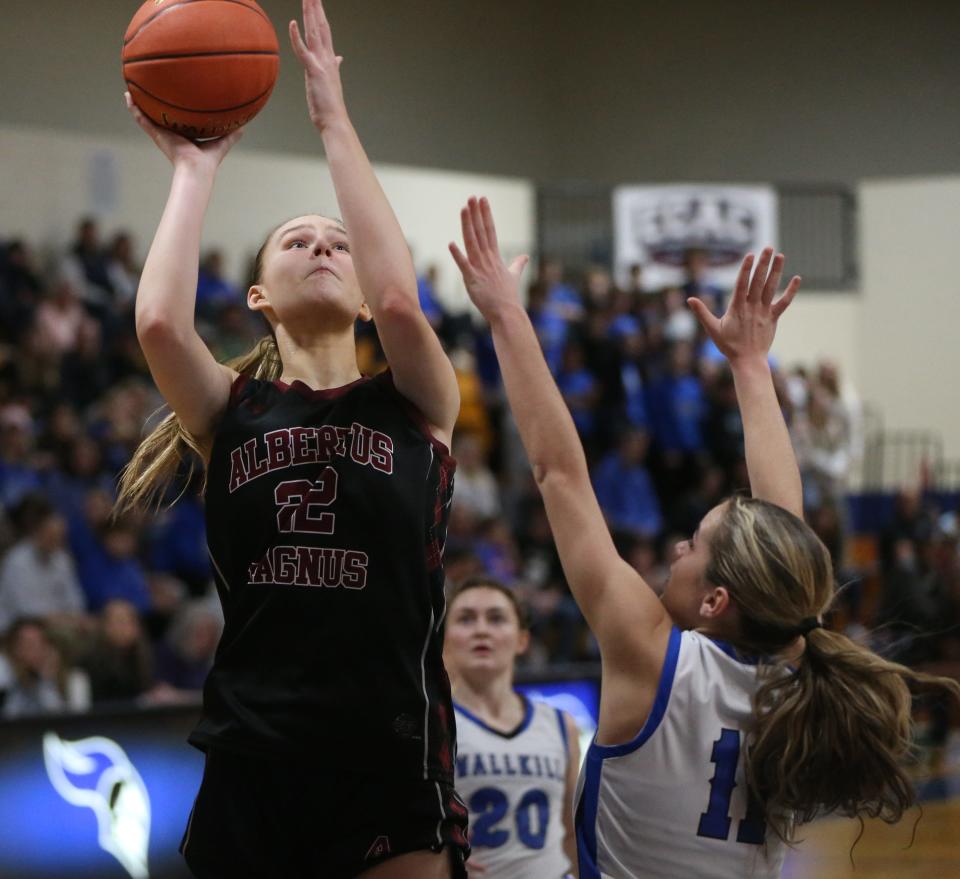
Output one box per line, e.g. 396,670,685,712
121,0,279,139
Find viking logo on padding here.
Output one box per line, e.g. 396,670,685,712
43,732,151,879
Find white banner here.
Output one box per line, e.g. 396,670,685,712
613,185,778,291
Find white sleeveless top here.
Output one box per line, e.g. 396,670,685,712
455,695,573,879
574,628,786,879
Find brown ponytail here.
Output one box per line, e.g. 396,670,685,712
707,495,960,843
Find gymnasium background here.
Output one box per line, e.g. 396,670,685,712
0,2,958,877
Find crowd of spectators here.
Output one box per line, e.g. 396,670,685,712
0,219,957,759
0,219,227,718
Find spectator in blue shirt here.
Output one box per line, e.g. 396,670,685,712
75,515,151,614
618,330,650,431
416,264,446,331
528,280,569,375
592,428,662,538
557,341,600,442
149,483,212,596
530,259,585,375
195,249,241,318
68,489,146,610
648,341,706,455
45,436,114,524
541,258,584,323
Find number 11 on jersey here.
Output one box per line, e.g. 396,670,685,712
697,728,765,845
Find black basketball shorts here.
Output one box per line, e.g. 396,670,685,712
180,747,469,879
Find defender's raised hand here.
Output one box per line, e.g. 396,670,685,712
687,248,801,364
289,0,347,131
449,197,529,322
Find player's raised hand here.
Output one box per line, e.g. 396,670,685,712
289,0,347,131
687,247,800,365
449,197,529,323
124,91,242,170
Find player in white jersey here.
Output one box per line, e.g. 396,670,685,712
445,577,578,878
448,197,960,879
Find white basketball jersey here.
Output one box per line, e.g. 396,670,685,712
455,695,573,879
574,628,786,879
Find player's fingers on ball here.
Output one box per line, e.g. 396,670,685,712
219,129,243,151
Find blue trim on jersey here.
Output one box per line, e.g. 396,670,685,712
708,637,761,666
589,625,682,758
453,693,534,739
575,749,603,879
556,708,569,759
574,626,683,879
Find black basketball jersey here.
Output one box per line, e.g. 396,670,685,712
191,371,457,784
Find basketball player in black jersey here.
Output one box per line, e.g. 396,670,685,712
118,1,468,876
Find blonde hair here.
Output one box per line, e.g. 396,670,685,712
114,335,282,514
707,495,960,843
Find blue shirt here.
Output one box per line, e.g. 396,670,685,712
620,362,649,429
76,542,150,612
608,314,642,341
558,368,598,437
530,307,569,376
416,275,445,325
196,270,240,309
0,461,42,509
649,375,705,453
150,496,212,585
592,453,662,537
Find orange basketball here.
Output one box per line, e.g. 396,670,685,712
121,0,279,139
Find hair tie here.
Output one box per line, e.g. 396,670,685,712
797,617,823,637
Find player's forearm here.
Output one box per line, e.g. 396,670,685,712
488,302,590,484
319,115,419,312
135,165,213,334
731,356,803,517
